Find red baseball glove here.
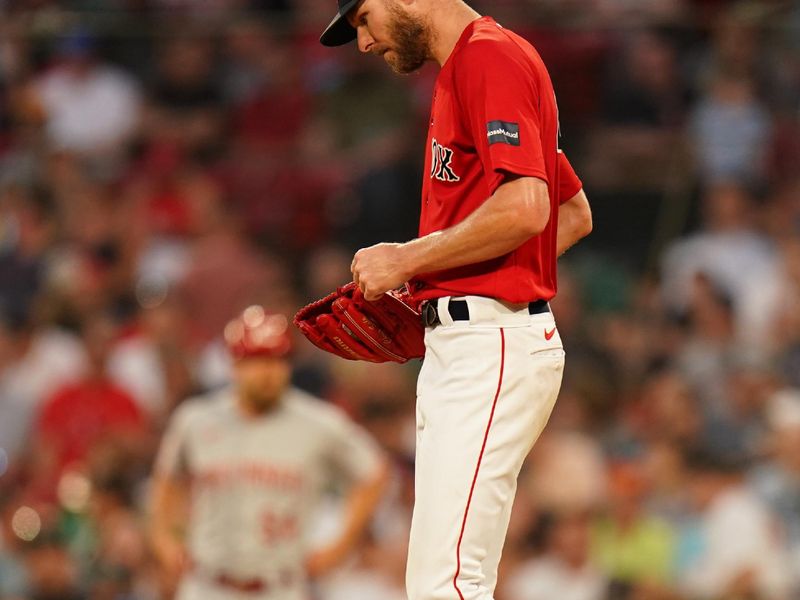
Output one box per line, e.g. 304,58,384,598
293,282,425,363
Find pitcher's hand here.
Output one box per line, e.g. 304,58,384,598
351,243,413,301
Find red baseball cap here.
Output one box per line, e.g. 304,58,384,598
320,0,360,47
224,307,292,360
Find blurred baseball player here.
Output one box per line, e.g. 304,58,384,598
320,1,593,599
149,306,388,600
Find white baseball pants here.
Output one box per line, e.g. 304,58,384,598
406,296,565,600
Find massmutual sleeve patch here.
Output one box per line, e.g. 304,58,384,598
453,41,547,194
486,120,521,146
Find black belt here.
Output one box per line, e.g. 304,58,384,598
422,299,549,327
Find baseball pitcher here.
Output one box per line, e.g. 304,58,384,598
148,307,388,600
313,1,594,599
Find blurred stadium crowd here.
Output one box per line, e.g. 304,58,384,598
1,0,800,598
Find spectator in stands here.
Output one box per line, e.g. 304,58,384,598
108,291,195,421
690,72,771,186
663,183,785,352
749,388,800,596
23,528,84,600
0,183,53,318
679,448,792,600
82,449,154,600
0,309,87,465
146,31,224,159
505,511,608,600
592,462,677,594
33,28,141,161
30,315,146,500
774,235,800,385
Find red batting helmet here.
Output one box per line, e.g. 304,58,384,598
224,306,292,360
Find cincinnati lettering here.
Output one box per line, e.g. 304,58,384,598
196,463,306,492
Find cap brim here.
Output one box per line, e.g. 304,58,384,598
320,0,360,47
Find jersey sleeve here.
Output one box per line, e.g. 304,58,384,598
558,151,583,205
323,407,384,486
153,401,194,479
455,40,547,195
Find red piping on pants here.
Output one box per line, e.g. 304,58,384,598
453,328,506,600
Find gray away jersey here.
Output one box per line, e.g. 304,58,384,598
155,386,383,583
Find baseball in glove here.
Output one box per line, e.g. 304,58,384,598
293,282,425,363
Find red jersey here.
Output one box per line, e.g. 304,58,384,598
37,378,146,476
413,17,582,304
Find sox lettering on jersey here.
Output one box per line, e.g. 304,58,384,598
431,138,460,182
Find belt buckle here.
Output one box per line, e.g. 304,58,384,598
422,302,438,327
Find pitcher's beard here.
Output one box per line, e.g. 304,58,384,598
380,2,433,74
